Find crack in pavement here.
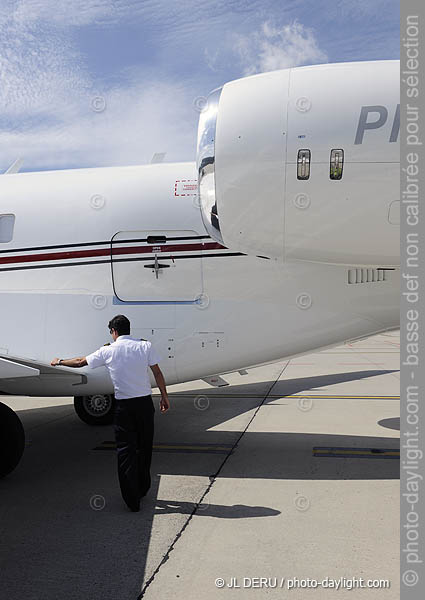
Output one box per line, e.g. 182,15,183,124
136,361,290,599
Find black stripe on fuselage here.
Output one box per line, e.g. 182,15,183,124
0,235,210,255
0,252,245,272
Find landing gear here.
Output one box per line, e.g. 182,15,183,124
74,394,115,425
0,402,25,478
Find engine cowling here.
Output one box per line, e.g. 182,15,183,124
197,61,400,266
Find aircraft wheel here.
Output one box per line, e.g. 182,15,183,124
0,401,25,478
74,394,115,425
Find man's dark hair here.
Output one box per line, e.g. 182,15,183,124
108,314,130,335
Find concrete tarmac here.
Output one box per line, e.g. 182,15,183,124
0,331,400,599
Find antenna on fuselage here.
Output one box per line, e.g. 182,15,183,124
4,158,24,174
150,153,166,164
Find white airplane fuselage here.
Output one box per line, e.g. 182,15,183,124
0,60,400,398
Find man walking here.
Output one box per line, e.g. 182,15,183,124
51,314,169,512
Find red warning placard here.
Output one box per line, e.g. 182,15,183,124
174,179,198,196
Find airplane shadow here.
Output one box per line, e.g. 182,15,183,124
0,368,400,600
154,499,280,518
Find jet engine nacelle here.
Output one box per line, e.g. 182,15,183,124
197,61,400,266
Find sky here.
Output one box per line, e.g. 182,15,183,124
0,0,400,172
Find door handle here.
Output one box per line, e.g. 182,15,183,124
144,254,171,279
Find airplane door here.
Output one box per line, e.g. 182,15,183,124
111,230,203,302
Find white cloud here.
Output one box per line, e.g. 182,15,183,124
0,3,94,127
1,3,370,172
233,20,328,76
0,3,200,170
0,75,199,170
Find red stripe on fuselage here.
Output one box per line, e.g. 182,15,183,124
0,241,224,265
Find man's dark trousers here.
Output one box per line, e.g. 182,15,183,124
113,395,155,511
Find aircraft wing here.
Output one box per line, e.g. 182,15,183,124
0,357,40,379
0,356,86,384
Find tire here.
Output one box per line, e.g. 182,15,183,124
74,394,115,425
0,402,25,478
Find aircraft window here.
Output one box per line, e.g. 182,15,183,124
297,149,311,180
0,214,15,243
330,149,344,180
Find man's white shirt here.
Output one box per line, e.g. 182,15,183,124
86,335,161,400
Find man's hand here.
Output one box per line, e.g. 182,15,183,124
159,395,170,413
51,358,61,366
150,364,170,413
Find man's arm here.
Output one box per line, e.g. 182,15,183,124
150,364,170,413
51,357,88,368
